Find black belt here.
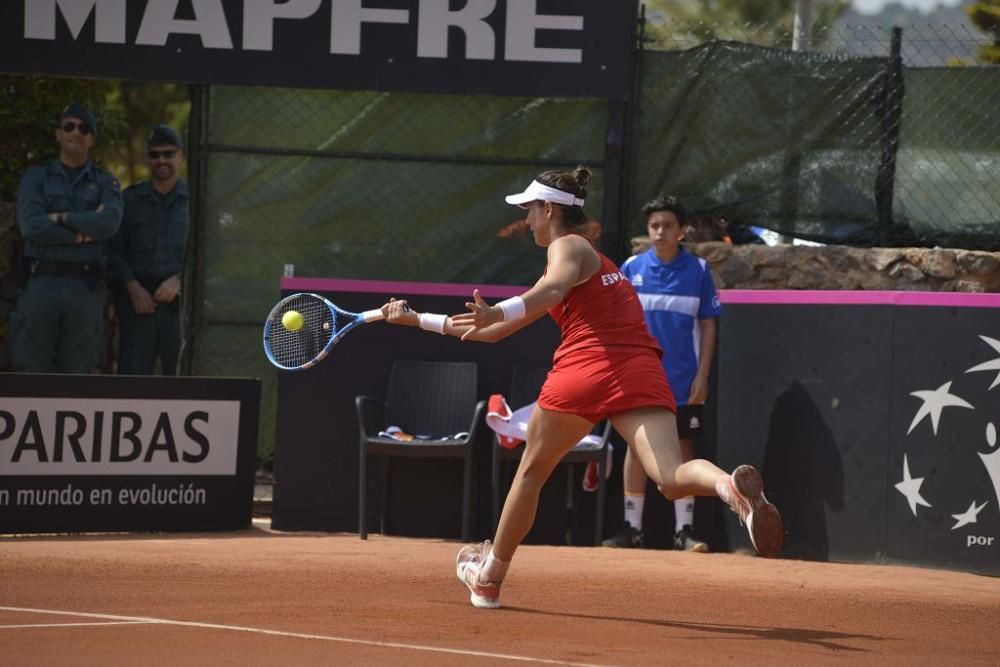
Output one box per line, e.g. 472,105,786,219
30,259,100,277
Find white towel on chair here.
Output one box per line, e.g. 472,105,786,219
486,394,608,453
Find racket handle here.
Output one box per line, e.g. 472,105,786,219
360,309,385,323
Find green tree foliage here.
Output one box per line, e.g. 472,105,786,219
0,76,191,202
104,82,191,185
643,0,850,49
966,0,1000,63
0,76,122,201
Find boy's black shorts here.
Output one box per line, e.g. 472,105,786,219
676,404,704,439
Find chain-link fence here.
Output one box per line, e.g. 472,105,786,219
8,8,968,469
632,13,1000,249
191,87,611,466
191,14,1000,467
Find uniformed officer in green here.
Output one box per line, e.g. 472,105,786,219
12,103,123,373
108,125,187,375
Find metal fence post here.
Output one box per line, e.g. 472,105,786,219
875,27,905,247
602,101,627,264
181,84,210,375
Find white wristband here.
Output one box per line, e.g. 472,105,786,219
497,296,526,322
418,312,447,334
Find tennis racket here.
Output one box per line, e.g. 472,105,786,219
263,293,385,371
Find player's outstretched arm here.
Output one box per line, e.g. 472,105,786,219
448,290,545,342
451,235,593,341
380,296,541,343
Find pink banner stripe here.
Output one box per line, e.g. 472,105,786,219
281,277,527,299
720,289,1000,308
281,280,1000,308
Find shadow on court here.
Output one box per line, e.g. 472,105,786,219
499,605,885,653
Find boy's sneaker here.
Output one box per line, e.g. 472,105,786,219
673,525,709,553
601,523,644,548
455,540,502,609
724,465,784,558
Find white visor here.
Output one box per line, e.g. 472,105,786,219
505,180,585,209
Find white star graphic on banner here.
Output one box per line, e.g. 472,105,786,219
907,381,974,435
965,335,1000,390
980,422,1000,512
950,500,988,530
895,454,932,516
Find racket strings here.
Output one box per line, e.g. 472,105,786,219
267,295,335,368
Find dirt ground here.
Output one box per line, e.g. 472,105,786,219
2,522,999,666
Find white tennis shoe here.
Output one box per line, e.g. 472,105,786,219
455,541,502,609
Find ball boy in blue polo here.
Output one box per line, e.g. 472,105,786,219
602,195,722,551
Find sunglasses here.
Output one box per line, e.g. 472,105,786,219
61,121,92,135
148,150,178,160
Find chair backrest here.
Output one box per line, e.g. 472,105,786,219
385,360,478,436
509,365,550,411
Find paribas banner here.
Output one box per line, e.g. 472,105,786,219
0,0,636,99
0,375,260,534
0,398,240,475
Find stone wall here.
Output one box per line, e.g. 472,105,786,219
630,237,1000,292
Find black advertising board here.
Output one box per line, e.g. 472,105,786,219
271,283,1000,575
887,306,1000,574
718,290,1000,575
716,297,894,562
271,277,566,540
0,374,260,533
0,0,636,99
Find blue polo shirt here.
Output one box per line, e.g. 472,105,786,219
621,246,721,406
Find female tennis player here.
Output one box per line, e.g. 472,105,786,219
380,166,783,609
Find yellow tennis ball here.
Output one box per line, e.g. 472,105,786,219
282,310,304,331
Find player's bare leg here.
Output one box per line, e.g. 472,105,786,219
611,406,783,557
456,408,592,608
611,407,721,497
495,408,593,559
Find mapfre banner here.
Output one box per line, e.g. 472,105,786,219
0,374,260,534
0,0,636,99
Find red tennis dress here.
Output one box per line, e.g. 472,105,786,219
536,247,676,422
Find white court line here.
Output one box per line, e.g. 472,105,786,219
1,621,153,630
0,606,611,667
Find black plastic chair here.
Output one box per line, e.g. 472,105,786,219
356,360,486,541
491,365,612,545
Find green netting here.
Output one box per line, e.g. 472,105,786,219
190,39,1000,468
630,29,1000,249
892,67,1000,248
195,87,609,467
200,157,604,321
207,86,607,159
629,42,887,243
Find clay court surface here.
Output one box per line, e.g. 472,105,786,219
2,522,998,666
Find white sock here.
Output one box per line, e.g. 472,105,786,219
482,551,509,583
674,497,694,533
624,493,645,531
